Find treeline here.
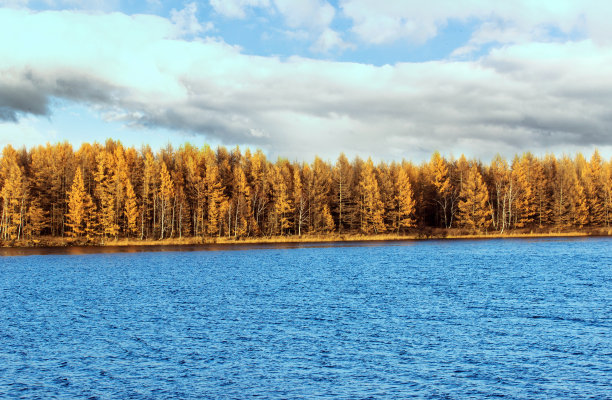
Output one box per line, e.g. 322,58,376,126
0,140,611,242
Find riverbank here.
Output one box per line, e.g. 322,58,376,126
2,227,611,249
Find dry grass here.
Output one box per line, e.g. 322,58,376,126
3,228,610,248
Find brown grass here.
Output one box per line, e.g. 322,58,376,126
3,227,611,248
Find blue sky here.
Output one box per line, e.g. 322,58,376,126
1,1,611,161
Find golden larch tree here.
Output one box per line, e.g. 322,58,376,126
233,165,253,237
396,166,416,233
360,158,385,234
272,164,294,235
293,166,307,236
158,161,174,239
583,150,606,225
66,168,87,237
512,154,536,227
430,152,452,228
458,164,491,232
124,178,139,237
94,151,119,239
25,198,47,238
205,159,226,237
1,161,27,240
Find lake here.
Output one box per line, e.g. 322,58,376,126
1,238,611,399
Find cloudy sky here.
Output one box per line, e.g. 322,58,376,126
1,0,611,161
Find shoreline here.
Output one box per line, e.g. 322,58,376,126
1,229,610,256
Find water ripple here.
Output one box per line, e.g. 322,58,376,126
0,237,611,398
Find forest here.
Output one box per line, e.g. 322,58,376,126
0,140,611,244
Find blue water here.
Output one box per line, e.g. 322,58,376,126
1,238,611,399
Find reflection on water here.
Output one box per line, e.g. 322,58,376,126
0,239,419,257
0,235,594,257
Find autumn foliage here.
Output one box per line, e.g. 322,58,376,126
1,140,611,243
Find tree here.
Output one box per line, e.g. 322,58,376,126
66,168,87,237
232,165,253,237
458,164,491,232
2,140,612,243
332,153,352,232
124,178,139,237
25,198,47,238
430,152,453,228
321,204,335,232
94,151,119,239
1,160,27,240
396,166,416,233
488,154,509,232
140,150,156,239
603,159,612,227
205,157,225,237
310,157,333,232
272,163,294,235
359,158,385,234
553,155,579,227
583,150,606,226
159,161,174,239
512,154,536,228
377,162,397,232
293,166,307,236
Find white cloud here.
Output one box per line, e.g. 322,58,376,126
170,2,212,38
273,0,335,30
0,0,29,7
339,0,612,52
209,0,270,19
310,28,353,53
208,0,341,53
2,8,612,161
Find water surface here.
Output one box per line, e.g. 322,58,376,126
1,238,611,398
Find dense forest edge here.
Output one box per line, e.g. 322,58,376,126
0,140,611,247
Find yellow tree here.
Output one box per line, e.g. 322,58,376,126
311,157,333,232
458,164,491,232
1,161,27,240
232,165,253,237
571,161,589,228
332,153,352,232
293,165,307,236
359,158,385,234
603,159,612,227
530,157,550,228
113,146,129,233
249,149,268,235
377,162,396,231
83,192,97,241
184,148,206,236
66,168,87,237
272,163,294,235
488,154,510,232
321,204,335,232
430,152,452,228
512,154,536,228
94,151,119,239
205,156,226,237
396,165,416,233
539,154,557,227
124,179,139,237
583,150,606,225
25,198,47,239
553,155,588,227
159,161,174,239
140,150,156,239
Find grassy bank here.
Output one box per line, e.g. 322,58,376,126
2,227,611,248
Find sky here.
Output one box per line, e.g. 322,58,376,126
1,0,612,162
